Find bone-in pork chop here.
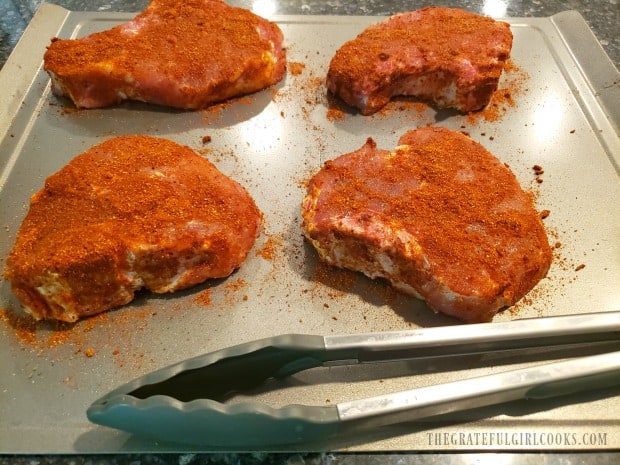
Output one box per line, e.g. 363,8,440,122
43,0,286,109
5,135,262,322
326,7,513,115
302,127,552,323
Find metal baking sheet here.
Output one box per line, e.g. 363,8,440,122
0,4,619,453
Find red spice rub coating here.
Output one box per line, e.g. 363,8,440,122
302,127,552,323
326,7,513,115
43,0,286,109
5,135,262,322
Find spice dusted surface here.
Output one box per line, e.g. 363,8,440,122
42,0,286,109
301,127,553,323
325,7,513,115
4,135,262,322
464,60,528,124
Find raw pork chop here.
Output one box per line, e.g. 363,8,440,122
5,135,262,322
326,7,513,115
43,0,286,109
301,127,552,323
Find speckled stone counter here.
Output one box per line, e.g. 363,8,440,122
0,0,618,464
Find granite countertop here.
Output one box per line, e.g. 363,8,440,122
0,0,618,464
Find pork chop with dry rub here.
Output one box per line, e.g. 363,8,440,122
5,135,262,322
43,0,286,109
302,127,552,323
326,7,513,115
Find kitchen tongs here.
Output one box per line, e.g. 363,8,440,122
87,311,620,447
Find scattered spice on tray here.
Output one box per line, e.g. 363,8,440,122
204,146,240,165
406,101,429,114
466,59,528,124
288,61,306,76
468,90,514,123
194,288,213,306
369,99,431,122
199,99,233,123
533,164,545,184
256,232,283,262
223,278,249,306
0,308,36,345
0,304,159,371
195,147,212,157
59,106,81,116
326,107,345,121
273,64,322,111
311,261,357,294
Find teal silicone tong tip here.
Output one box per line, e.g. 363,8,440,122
87,334,342,446
87,395,342,447
87,311,620,448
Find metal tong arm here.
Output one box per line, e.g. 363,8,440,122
87,311,620,447
324,309,620,363
119,311,619,402
337,349,620,427
87,351,620,448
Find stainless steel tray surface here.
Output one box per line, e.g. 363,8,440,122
0,4,619,453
